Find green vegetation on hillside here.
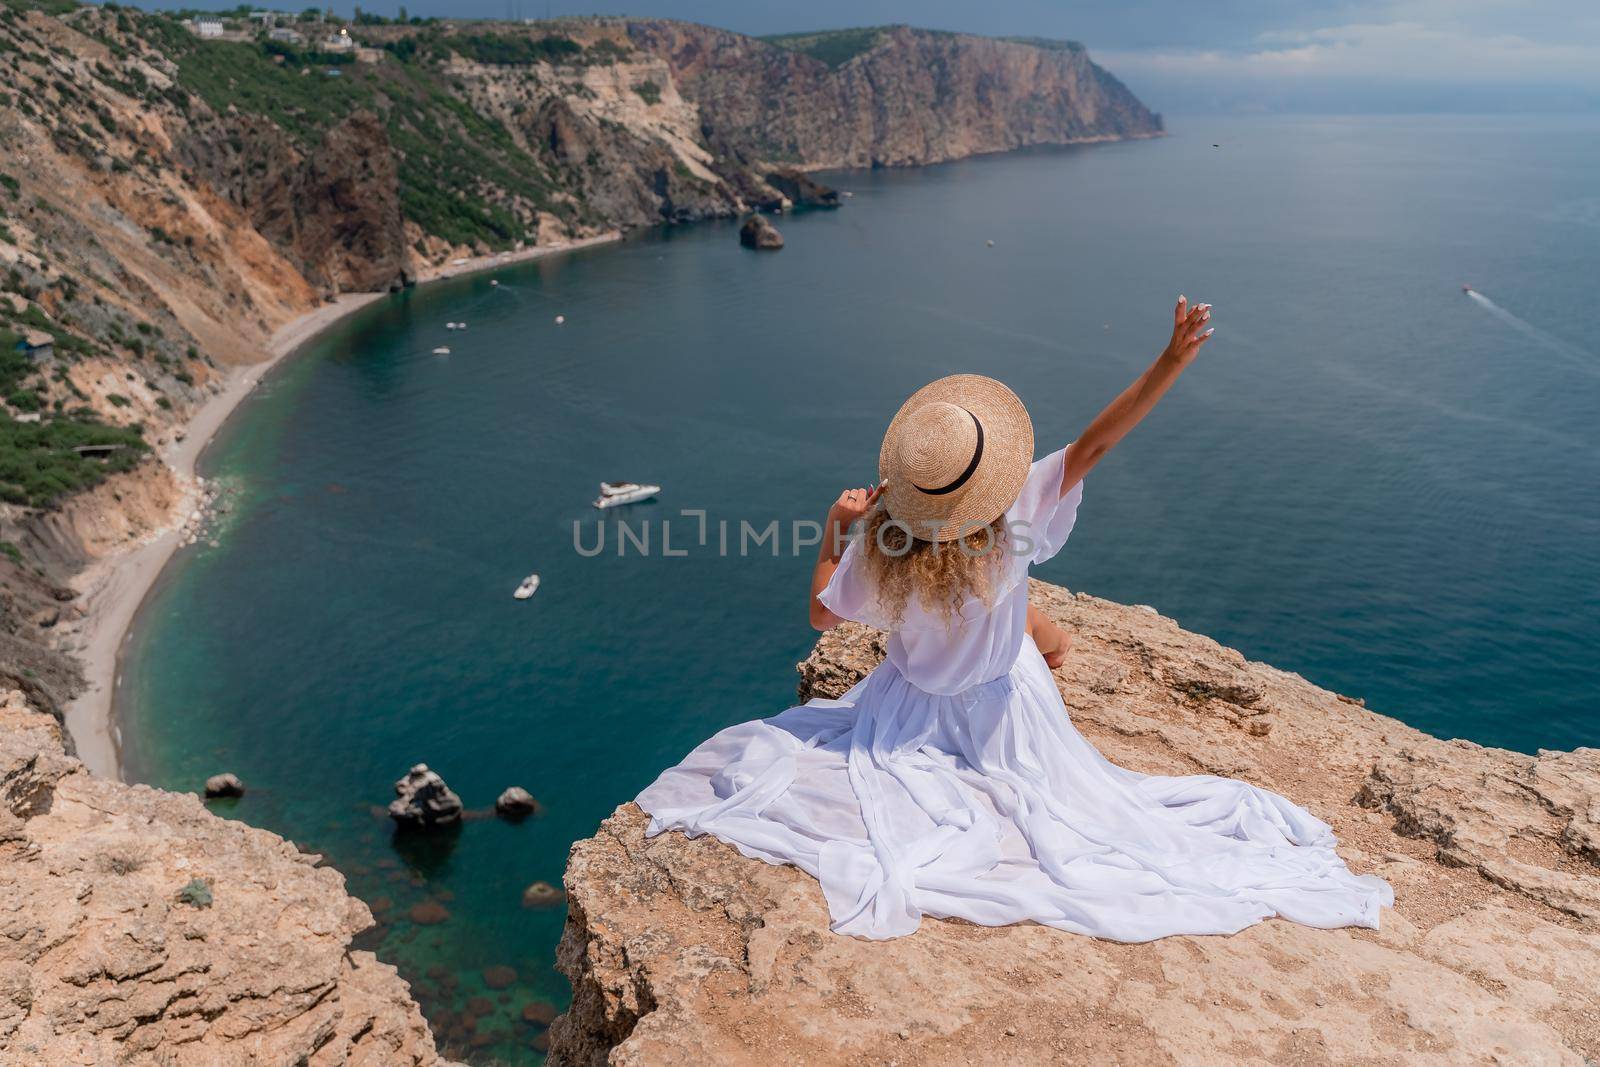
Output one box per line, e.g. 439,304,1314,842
761,27,889,69
0,416,147,506
446,32,580,65
0,0,81,16
135,17,576,249
998,36,1085,52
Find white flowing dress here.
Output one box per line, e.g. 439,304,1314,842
638,448,1393,941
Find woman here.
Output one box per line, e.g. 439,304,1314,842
639,297,1391,941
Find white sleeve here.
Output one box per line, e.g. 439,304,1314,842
1005,446,1084,566
815,539,893,629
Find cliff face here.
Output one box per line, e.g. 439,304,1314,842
0,8,1162,487
627,23,1163,170
178,110,413,295
549,582,1600,1066
0,688,454,1065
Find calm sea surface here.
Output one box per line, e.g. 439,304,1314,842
122,115,1600,1062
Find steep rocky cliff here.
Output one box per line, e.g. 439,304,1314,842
0,688,454,1065
549,582,1600,1065
629,22,1162,171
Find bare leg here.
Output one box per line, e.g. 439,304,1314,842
1025,603,1073,670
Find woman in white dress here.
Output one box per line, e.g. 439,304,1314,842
638,297,1392,942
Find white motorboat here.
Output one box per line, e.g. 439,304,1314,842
513,573,540,600
432,346,451,355
593,481,660,509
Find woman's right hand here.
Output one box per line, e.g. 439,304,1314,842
826,484,883,536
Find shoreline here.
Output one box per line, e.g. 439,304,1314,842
62,232,622,779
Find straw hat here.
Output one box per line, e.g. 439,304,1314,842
878,374,1034,543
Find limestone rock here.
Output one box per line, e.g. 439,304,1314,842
389,763,464,830
628,22,1163,172
548,582,1600,1066
739,215,784,250
763,168,840,208
522,881,565,908
203,772,244,798
495,785,540,819
0,691,453,1066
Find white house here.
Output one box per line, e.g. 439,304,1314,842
192,18,224,38
321,28,354,52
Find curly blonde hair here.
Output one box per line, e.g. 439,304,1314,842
860,506,1007,626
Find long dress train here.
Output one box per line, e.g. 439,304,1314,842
638,449,1392,941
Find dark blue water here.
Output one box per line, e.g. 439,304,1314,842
122,114,1600,1063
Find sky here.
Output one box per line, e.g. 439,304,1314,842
126,0,1600,114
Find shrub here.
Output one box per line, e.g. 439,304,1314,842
0,415,148,507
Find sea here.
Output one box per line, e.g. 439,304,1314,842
118,114,1600,1063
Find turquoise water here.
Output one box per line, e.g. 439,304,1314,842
123,115,1600,1063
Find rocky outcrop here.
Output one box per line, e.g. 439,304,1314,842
738,215,783,250
0,690,453,1065
549,582,1600,1066
389,764,465,830
203,772,244,798
763,167,840,208
627,22,1163,171
495,786,540,819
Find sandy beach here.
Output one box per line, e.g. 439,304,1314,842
61,233,621,779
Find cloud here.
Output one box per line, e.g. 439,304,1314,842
1105,20,1600,87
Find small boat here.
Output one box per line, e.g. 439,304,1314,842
1461,284,1472,294
555,315,566,326
593,481,660,509
513,573,540,600
490,280,500,287
432,346,451,355
985,239,995,247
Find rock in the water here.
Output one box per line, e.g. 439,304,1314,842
739,214,784,250
388,763,464,829
408,900,451,925
764,167,841,208
521,881,565,908
522,1000,559,1025
204,772,245,798
495,786,540,819
483,964,518,989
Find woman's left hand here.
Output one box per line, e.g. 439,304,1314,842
1163,295,1214,364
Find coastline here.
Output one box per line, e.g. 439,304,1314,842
62,232,622,780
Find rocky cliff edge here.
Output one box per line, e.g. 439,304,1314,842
0,690,454,1066
549,581,1600,1066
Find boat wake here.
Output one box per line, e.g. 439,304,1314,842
1464,289,1596,376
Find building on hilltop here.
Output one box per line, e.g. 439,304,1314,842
15,329,52,364
191,17,223,38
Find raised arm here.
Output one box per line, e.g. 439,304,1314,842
809,484,882,630
1059,296,1213,496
